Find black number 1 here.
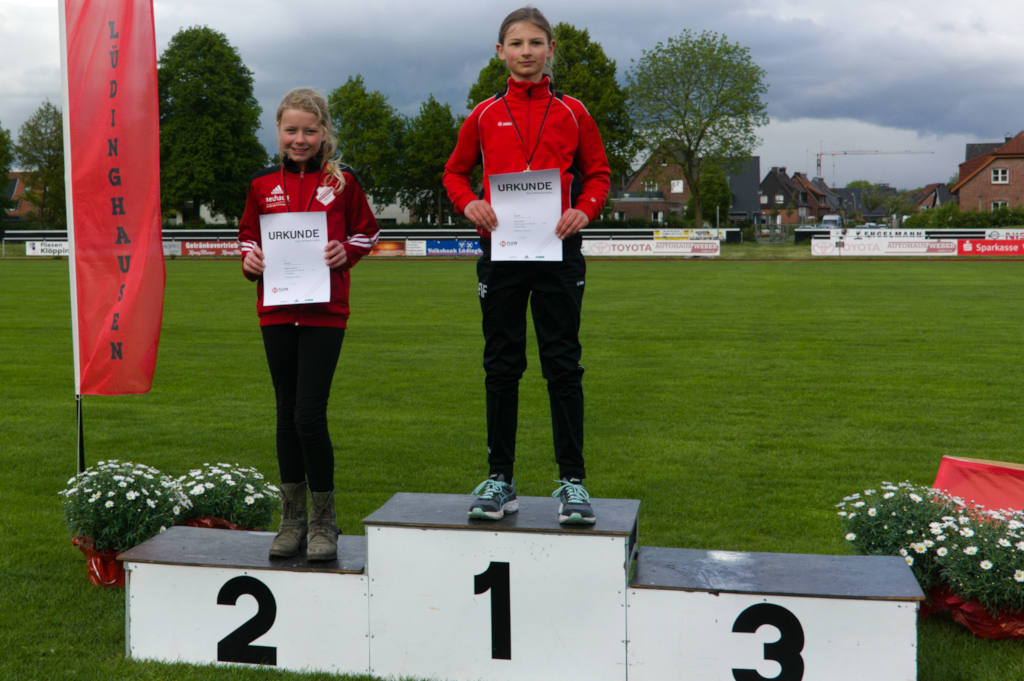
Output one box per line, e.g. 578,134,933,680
731,603,804,681
474,561,511,660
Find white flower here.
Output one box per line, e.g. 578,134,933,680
204,482,214,489
1015,570,1024,583
105,500,115,508
190,484,206,496
845,532,856,541
173,505,181,515
980,560,994,570
999,538,1012,548
853,501,866,508
883,492,895,499
126,490,139,500
147,499,157,508
909,493,922,503
960,528,975,538
911,543,927,554
964,546,979,556
868,508,878,517
905,556,914,566
244,495,256,505
937,547,948,557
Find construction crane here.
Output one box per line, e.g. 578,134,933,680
815,149,934,178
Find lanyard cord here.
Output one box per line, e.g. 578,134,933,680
281,165,324,212
501,90,554,171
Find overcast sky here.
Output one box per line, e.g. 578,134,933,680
3,0,1023,189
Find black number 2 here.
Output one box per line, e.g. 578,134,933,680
474,561,511,660
731,603,804,681
217,576,278,665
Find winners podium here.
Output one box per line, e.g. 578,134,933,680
120,492,922,680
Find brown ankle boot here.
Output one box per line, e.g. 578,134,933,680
306,490,338,561
269,481,307,558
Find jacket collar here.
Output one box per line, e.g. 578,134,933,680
501,75,553,99
281,153,324,174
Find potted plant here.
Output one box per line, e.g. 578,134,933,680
175,462,277,530
59,460,191,586
837,481,1024,638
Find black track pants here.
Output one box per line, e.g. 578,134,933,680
477,235,586,481
261,324,345,492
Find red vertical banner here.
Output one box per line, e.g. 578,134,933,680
60,0,164,395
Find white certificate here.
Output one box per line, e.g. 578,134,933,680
489,168,562,261
259,211,330,306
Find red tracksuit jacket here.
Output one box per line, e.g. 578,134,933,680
238,159,380,328
443,76,611,236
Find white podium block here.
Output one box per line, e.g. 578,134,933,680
120,526,369,676
363,492,640,681
627,547,923,681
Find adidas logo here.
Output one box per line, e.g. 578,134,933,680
270,185,284,195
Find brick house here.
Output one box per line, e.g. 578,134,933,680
951,131,1024,211
913,183,955,211
759,167,835,225
609,151,761,224
4,171,37,220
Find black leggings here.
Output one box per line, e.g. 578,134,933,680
261,324,345,492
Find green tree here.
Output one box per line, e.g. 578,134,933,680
399,95,459,223
686,164,731,227
328,75,406,208
466,22,635,183
0,122,14,213
626,29,768,229
158,26,265,223
14,101,65,228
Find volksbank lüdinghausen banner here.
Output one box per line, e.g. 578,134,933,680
61,0,164,394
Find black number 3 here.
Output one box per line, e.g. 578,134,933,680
217,576,277,665
731,603,804,681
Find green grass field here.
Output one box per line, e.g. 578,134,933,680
3,253,1024,680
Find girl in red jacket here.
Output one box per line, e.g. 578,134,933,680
443,7,611,525
238,88,379,560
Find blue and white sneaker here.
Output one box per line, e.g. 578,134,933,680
469,474,519,520
552,478,596,525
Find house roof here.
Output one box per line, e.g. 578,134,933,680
952,131,1024,194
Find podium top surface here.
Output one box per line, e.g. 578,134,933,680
631,546,924,601
118,526,366,574
363,492,640,537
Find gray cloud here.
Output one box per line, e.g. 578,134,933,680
2,0,1021,189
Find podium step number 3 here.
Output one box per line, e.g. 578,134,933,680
119,493,922,681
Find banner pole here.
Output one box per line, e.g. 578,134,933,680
76,394,85,473
59,0,85,470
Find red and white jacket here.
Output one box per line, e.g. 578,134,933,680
443,76,611,237
238,158,379,328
